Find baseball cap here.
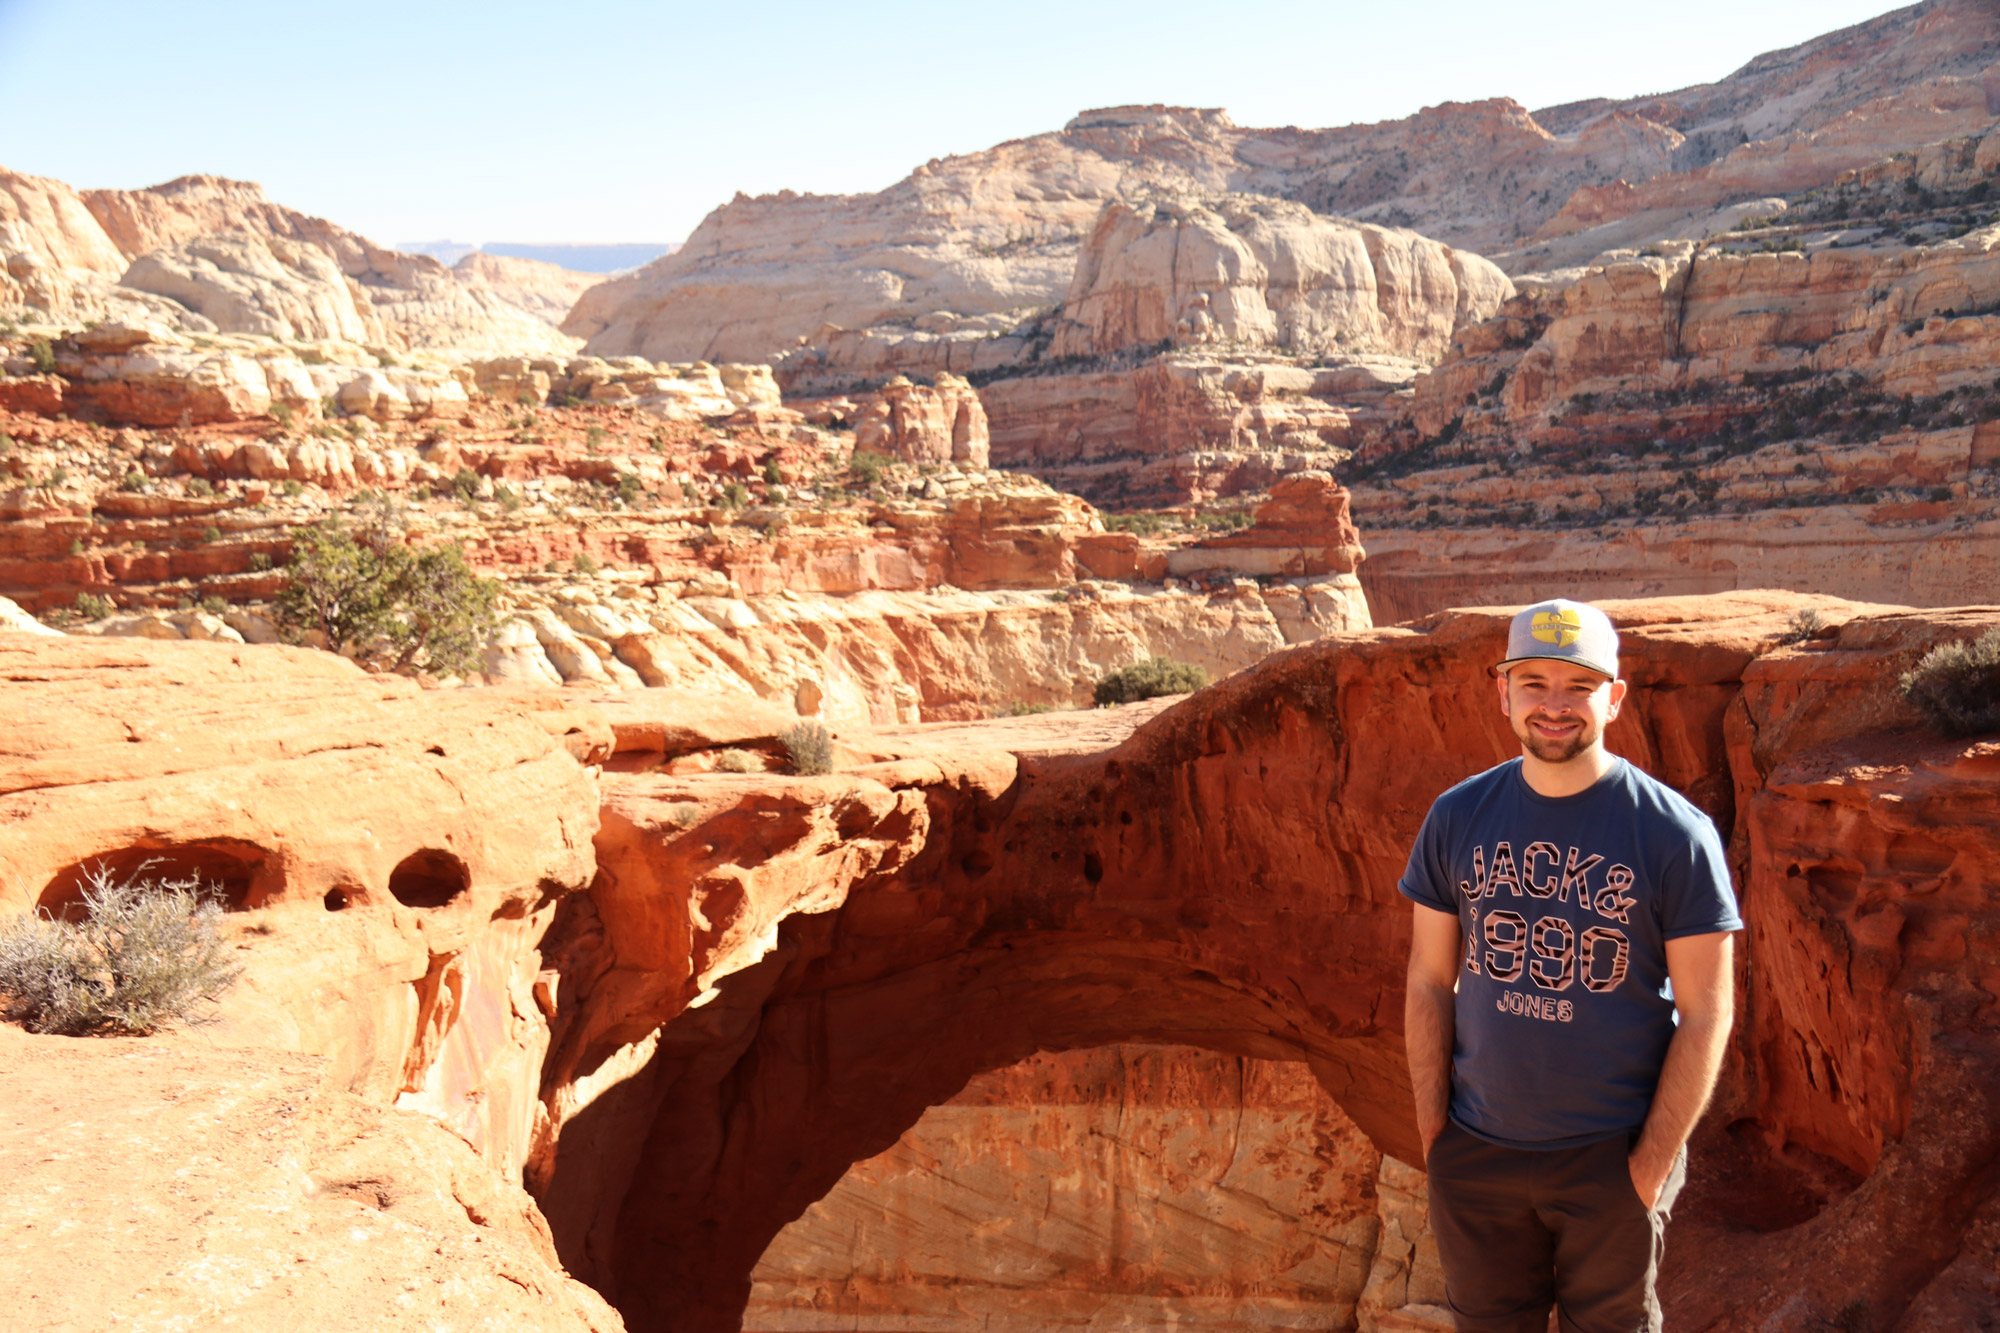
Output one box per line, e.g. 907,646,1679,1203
1495,598,1620,680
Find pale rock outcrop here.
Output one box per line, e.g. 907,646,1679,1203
1050,193,1512,362
452,251,604,325
549,356,783,422
334,365,472,421
0,592,59,634
1,169,581,353
851,372,989,466
121,230,375,343
54,335,295,426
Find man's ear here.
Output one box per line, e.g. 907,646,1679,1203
1606,677,1629,721
1495,668,1511,715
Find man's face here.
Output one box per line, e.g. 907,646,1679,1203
1496,659,1626,764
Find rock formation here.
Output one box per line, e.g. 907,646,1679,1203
1,169,592,355
0,633,605,1174
1049,194,1511,364
4,591,2000,1332
0,1027,623,1333
745,1045,1388,1333
849,373,989,468
568,3,2000,371
1344,148,2000,620
0,361,1373,722
454,251,607,325
503,591,1999,1333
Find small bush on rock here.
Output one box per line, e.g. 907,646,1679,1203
714,749,765,773
781,721,834,775
1900,627,2000,736
0,862,242,1035
276,523,498,676
1094,656,1209,707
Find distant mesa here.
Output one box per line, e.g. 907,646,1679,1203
394,240,680,273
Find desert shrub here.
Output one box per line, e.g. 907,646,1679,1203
721,481,749,509
714,748,764,773
280,479,304,498
572,551,600,575
763,460,784,485
0,862,242,1035
780,721,834,775
74,592,113,620
450,467,482,503
495,484,522,513
28,338,55,375
268,402,294,428
119,469,146,492
849,451,886,487
1779,607,1825,645
275,523,498,676
199,594,228,616
186,477,215,497
615,472,643,505
1103,511,1170,536
680,479,702,503
586,424,608,449
200,525,222,543
1002,701,1055,716
1899,627,2000,736
249,552,272,571
1094,656,1209,707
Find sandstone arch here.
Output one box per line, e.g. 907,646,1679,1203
537,593,2000,1333
540,598,1760,1331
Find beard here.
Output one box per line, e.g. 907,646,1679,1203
1514,713,1597,764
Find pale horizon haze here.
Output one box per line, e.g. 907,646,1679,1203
0,0,1913,250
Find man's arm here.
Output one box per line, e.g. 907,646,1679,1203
1630,930,1735,1207
1405,902,1463,1161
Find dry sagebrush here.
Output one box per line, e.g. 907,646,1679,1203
0,863,242,1035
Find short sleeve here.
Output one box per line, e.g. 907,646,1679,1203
1657,810,1742,939
1397,803,1457,914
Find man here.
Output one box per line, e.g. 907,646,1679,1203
1399,599,1740,1333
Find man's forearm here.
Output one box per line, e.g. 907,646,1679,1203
1632,1011,1730,1191
1405,978,1456,1156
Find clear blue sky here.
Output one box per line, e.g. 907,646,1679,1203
0,0,1908,247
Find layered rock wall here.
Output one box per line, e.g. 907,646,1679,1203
746,1045,1387,1333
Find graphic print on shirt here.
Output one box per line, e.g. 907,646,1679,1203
1456,839,1635,1021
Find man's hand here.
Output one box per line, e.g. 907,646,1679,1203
1406,904,1462,1164
1629,930,1734,1211
1628,1151,1672,1210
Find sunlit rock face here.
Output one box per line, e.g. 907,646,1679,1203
745,1045,1384,1333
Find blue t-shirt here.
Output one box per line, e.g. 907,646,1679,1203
1397,757,1741,1149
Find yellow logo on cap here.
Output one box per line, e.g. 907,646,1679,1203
1530,607,1582,647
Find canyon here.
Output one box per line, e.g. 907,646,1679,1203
5,3,2000,1331
5,591,1997,1333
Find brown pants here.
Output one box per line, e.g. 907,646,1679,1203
1425,1120,1686,1333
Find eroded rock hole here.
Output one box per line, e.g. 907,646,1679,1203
387,849,470,908
324,888,352,911
37,839,278,917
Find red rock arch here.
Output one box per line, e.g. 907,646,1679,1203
540,594,2000,1333
541,602,1754,1332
